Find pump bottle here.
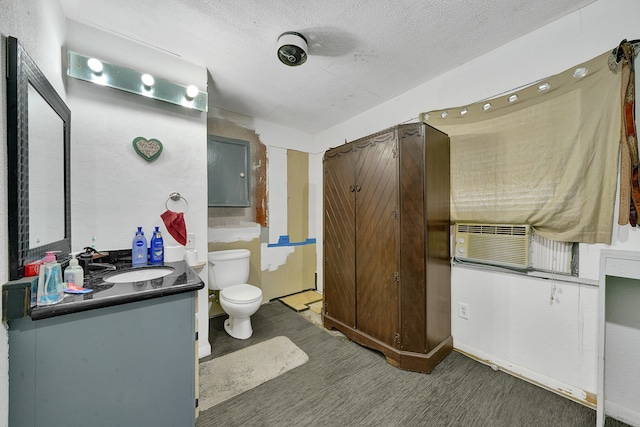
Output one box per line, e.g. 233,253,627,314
37,251,64,305
64,255,84,288
150,226,164,265
132,227,148,266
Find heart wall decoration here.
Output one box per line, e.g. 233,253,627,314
133,137,163,162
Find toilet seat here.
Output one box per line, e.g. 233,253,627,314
220,284,262,304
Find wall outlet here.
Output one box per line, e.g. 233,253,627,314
458,302,469,320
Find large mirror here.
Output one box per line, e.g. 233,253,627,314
6,36,71,280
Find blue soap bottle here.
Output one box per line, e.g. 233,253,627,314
150,226,164,265
132,227,148,266
36,251,63,305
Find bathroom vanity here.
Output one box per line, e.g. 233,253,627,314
3,260,203,427
3,36,203,427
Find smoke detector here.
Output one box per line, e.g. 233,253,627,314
277,32,308,66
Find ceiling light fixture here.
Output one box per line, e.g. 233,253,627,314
538,82,550,92
277,31,308,66
508,94,518,103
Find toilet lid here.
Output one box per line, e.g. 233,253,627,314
221,284,262,304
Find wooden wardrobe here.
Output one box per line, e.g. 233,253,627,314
322,122,452,373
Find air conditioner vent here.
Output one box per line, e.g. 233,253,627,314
454,223,532,269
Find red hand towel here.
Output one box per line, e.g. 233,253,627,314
161,210,187,246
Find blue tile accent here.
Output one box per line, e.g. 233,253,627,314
267,235,317,248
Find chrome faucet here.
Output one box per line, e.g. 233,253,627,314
87,263,117,271
77,247,114,273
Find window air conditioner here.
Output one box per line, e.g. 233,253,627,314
454,223,532,269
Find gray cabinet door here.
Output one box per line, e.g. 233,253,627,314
8,293,196,427
207,136,251,207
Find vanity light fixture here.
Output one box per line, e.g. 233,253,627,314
67,51,208,112
87,58,104,74
440,110,449,119
508,94,519,103
460,107,468,116
538,82,550,92
141,73,155,88
482,102,492,111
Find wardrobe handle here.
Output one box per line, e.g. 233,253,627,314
350,185,356,192
355,185,361,192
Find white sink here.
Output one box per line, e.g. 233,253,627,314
104,267,174,284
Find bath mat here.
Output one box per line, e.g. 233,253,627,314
198,336,308,411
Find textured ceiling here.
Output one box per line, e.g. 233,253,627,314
59,0,596,134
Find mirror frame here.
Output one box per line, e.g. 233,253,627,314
6,36,71,280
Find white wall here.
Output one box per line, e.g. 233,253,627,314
65,20,211,358
0,1,67,425
313,0,640,405
205,108,316,276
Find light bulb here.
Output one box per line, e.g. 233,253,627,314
186,85,199,99
141,73,155,87
573,66,588,78
87,58,103,74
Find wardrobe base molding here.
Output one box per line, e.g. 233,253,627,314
323,313,453,374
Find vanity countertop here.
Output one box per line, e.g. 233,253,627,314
29,260,203,320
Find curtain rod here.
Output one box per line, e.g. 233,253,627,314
612,38,639,63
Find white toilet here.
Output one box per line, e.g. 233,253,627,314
208,249,263,339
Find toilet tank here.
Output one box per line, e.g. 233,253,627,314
208,249,251,290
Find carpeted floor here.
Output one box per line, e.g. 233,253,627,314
197,301,628,427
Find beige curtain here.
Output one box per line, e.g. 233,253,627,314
422,50,621,244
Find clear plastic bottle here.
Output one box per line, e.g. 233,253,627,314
132,227,148,266
64,255,84,287
37,251,64,305
150,226,164,265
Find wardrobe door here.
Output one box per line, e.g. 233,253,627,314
423,124,451,352
355,133,399,345
323,146,356,328
398,125,427,353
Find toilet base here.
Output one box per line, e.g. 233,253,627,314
224,316,253,340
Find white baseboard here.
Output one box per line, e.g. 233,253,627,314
454,343,596,409
199,341,212,359
605,400,640,426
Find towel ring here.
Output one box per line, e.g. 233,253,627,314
165,192,189,213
